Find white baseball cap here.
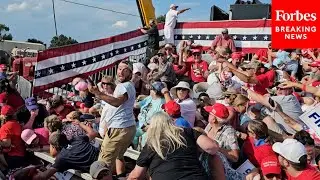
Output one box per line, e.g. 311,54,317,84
272,138,306,163
170,4,178,9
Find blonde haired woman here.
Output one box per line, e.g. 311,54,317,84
128,112,219,180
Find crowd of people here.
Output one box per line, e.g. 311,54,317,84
1,3,320,180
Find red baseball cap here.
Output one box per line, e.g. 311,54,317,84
1,105,15,116
308,61,320,67
204,103,229,119
231,52,243,60
162,100,181,117
192,48,202,53
261,156,281,176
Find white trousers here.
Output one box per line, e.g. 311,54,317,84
164,26,174,45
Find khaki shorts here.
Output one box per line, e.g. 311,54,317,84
98,125,136,167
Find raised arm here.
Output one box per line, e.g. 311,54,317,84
281,81,320,97
178,8,190,14
242,86,269,107
88,85,128,107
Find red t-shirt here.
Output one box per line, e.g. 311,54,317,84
243,137,276,167
253,70,276,95
0,92,24,111
173,64,187,76
190,60,209,83
185,57,195,78
0,120,25,157
287,165,320,180
255,49,268,62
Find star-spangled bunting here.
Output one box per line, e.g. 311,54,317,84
35,33,270,79
167,34,270,41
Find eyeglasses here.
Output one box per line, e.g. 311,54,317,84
177,88,188,91
193,53,201,57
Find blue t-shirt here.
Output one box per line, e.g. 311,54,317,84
138,96,165,128
175,117,191,128
273,51,290,68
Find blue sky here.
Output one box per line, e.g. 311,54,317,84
0,0,270,45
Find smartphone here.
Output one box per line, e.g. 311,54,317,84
268,98,275,108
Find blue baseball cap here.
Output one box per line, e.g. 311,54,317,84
151,82,165,92
25,97,39,111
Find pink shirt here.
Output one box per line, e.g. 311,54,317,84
34,128,49,145
211,35,236,52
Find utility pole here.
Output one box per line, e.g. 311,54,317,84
52,0,58,36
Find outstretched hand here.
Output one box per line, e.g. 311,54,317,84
87,83,100,95
279,81,295,89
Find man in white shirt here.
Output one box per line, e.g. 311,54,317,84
164,4,190,44
88,60,136,177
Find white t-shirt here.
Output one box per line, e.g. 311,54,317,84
99,102,116,137
165,9,178,28
103,81,136,129
175,98,196,127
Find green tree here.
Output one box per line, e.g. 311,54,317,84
49,34,78,48
156,15,165,23
0,24,13,40
27,38,44,44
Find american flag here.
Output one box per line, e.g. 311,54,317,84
33,19,271,93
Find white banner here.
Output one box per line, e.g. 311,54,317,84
299,104,320,137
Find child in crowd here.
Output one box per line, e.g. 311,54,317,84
21,128,50,151
75,81,95,113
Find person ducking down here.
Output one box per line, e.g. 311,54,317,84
203,103,240,163
90,161,114,180
21,128,50,151
162,100,191,128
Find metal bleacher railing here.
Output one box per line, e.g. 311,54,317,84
16,52,254,98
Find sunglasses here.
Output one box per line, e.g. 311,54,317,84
177,87,188,91
276,87,288,90
224,95,231,98
242,68,254,71
199,97,208,102
101,82,113,86
265,173,281,179
193,53,201,56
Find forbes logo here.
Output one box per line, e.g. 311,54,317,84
275,10,317,21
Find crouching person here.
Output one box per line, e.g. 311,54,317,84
32,128,98,180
